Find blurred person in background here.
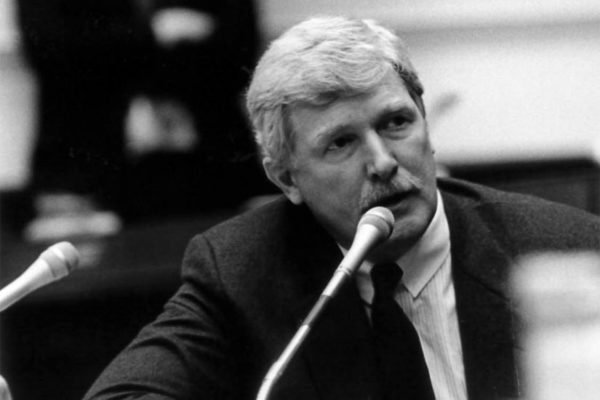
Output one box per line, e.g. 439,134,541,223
16,0,154,242
17,0,272,242
123,0,275,219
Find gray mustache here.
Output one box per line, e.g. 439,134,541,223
359,180,414,211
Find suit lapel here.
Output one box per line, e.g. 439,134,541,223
276,203,379,400
301,282,380,400
443,192,523,400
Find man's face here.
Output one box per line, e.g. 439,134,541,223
265,72,438,261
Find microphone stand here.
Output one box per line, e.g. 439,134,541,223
255,226,382,400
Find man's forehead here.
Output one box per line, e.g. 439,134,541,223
293,71,411,111
289,77,417,137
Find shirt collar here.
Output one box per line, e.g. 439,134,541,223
397,190,450,298
350,190,451,300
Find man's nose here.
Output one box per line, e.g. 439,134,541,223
365,133,397,181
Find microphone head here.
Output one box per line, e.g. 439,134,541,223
40,242,80,279
358,207,394,240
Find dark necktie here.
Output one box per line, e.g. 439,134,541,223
370,263,436,400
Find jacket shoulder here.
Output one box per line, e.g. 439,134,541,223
184,195,335,277
438,177,600,251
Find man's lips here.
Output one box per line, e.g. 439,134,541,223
363,191,413,214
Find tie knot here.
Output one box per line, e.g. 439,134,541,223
370,262,403,296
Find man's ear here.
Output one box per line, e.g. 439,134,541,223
262,157,303,205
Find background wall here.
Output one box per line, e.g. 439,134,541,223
0,0,36,190
257,0,600,166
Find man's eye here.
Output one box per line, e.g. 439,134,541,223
383,115,409,131
326,136,354,152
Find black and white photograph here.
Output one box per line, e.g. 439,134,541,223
0,1,599,399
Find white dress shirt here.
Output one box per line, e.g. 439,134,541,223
354,191,467,400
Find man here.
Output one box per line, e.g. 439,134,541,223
84,16,600,399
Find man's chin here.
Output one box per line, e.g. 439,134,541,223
368,236,414,263
367,215,428,262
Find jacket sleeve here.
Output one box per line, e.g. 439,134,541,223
83,234,242,399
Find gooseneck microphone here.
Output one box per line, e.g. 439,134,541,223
0,242,80,312
256,207,394,400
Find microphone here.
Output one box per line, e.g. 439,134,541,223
256,207,394,400
0,242,80,312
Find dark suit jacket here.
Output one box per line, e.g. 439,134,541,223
84,178,600,400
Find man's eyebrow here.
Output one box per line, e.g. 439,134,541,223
378,102,417,118
313,123,353,144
